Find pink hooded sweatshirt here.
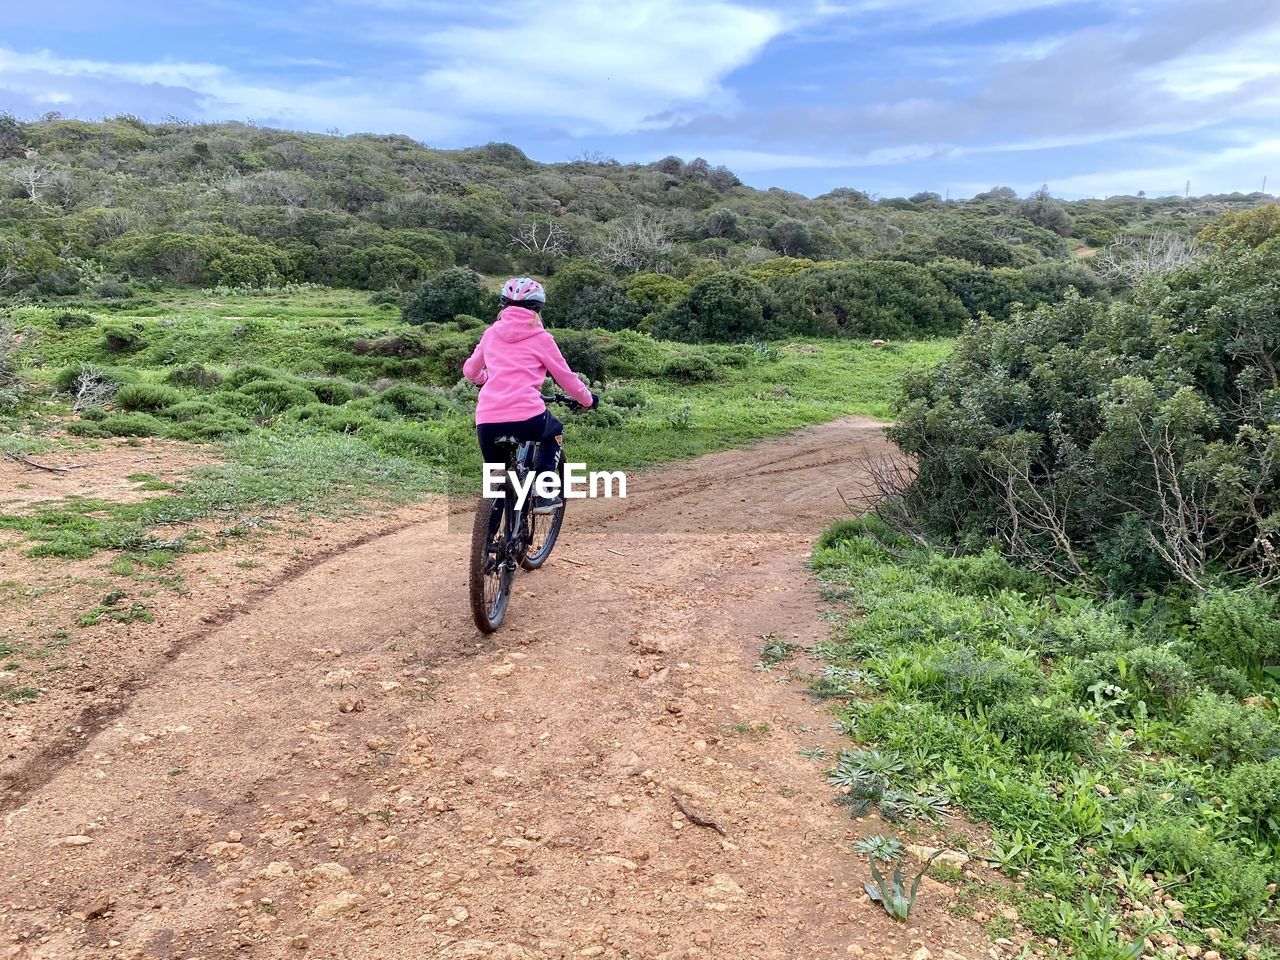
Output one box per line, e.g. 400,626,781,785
463,306,595,424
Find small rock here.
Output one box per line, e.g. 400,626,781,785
599,855,638,872
490,663,515,679
261,861,294,878
290,934,310,950
313,891,364,921
308,862,351,883
226,830,243,843
82,895,113,920
59,835,94,847
337,698,364,713
913,949,932,960
703,874,747,904
205,841,246,860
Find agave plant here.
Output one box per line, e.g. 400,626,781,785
866,849,944,922
853,834,905,863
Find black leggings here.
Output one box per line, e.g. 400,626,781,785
477,411,564,477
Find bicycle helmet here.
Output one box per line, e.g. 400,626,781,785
500,277,546,310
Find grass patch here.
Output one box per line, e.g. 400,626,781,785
810,519,1280,956
1,287,947,560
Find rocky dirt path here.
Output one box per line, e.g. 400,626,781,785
1,417,991,960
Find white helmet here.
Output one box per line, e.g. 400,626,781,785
500,277,546,307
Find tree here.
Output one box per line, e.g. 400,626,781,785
562,282,645,331
774,260,967,338
0,114,24,159
703,208,742,240
4,159,56,203
655,156,684,176
509,218,570,256
592,213,673,272
1197,204,1280,250
975,186,1017,201
768,217,813,256
1018,185,1072,236
1094,233,1202,283
624,273,690,313
402,267,497,325
707,165,740,191
657,273,776,342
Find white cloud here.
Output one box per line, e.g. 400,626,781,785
415,0,787,133
0,45,469,139
949,138,1280,198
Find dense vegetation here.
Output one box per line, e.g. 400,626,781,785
0,287,945,560
813,207,1280,958
891,208,1280,595
0,115,1271,344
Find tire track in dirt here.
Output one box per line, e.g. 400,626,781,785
0,416,992,960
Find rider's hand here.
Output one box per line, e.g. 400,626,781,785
589,392,600,410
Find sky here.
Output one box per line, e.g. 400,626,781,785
0,0,1277,199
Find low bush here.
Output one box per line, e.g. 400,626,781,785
1190,588,1280,671
115,383,184,413
1179,691,1280,766
1221,758,1280,825
988,697,1093,756
552,330,606,386
661,353,719,384
166,363,223,390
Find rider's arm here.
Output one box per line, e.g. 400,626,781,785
539,337,595,408
462,337,487,386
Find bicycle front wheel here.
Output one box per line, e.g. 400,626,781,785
470,497,512,633
520,462,566,571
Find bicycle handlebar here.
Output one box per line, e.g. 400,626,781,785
541,393,584,411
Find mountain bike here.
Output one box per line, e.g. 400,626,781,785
469,393,582,633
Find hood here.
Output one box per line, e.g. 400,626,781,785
490,306,546,343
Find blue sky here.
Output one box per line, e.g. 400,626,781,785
1,0,1277,198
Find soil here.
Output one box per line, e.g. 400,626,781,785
0,417,1000,960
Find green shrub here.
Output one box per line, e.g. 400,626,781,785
601,330,666,378
1221,758,1280,825
544,260,612,325
1039,605,1132,657
1136,821,1271,933
661,354,719,384
926,647,1042,709
454,313,486,331
553,330,606,386
1191,588,1280,670
773,261,967,339
923,549,1047,598
1179,691,1280,766
115,383,184,412
889,235,1280,591
605,386,646,408
373,383,452,418
625,273,689,313
95,411,167,437
101,321,146,353
232,379,318,416
166,363,223,390
308,379,356,406
168,411,252,440
988,698,1092,755
402,268,496,326
563,282,645,331
163,399,220,421
658,273,776,342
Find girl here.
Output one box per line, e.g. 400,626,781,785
463,277,597,513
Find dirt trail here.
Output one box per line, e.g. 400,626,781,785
1,418,991,960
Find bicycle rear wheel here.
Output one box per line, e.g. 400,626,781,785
470,497,512,633
520,461,566,571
